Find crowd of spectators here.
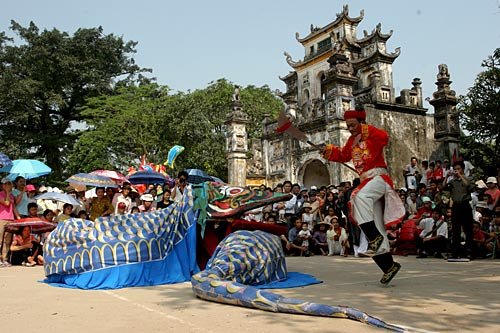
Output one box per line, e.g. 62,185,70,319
0,163,498,268
0,171,190,267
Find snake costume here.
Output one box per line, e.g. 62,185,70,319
44,182,406,331
192,230,407,332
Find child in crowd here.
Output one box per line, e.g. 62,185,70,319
327,219,349,256
323,207,337,225
297,222,312,256
302,203,314,230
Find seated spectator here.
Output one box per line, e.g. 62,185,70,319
387,223,401,254
139,194,156,212
280,215,307,256
264,214,277,224
41,209,55,222
415,183,428,210
55,203,74,223
312,222,329,256
77,210,89,220
114,202,127,215
416,208,448,259
327,219,349,256
131,206,140,214
472,221,492,258
9,226,42,266
485,177,499,210
406,191,418,217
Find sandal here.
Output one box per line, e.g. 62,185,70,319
26,262,36,267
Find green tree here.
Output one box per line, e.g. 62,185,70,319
459,48,500,176
0,21,148,179
67,83,172,174
69,79,282,180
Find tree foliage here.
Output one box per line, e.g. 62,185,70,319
0,21,148,179
459,48,500,176
70,79,282,180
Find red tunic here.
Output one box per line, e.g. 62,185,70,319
322,124,404,228
323,124,388,175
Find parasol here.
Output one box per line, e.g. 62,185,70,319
66,173,118,188
6,218,56,234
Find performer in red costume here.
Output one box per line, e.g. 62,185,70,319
322,109,405,284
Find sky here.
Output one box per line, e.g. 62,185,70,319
2,0,500,109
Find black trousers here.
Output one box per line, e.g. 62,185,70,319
451,201,473,257
416,236,447,254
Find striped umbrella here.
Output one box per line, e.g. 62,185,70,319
66,173,118,188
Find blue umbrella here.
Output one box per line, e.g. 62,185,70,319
186,168,213,184
66,173,118,188
34,192,82,206
0,159,51,180
127,170,168,185
0,153,12,169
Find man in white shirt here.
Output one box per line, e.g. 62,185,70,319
416,208,448,258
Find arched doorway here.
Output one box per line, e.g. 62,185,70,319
301,159,330,188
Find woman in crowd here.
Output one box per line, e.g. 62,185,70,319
88,187,114,221
9,226,43,266
156,188,173,209
12,176,30,218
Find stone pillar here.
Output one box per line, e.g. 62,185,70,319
225,86,249,187
429,64,460,160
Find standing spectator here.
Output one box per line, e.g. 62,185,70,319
445,161,475,259
171,170,189,204
420,160,429,186
26,202,39,218
297,223,312,256
0,178,20,267
12,176,30,217
485,177,499,210
88,187,114,221
404,157,419,190
156,188,173,209
433,160,444,183
301,202,314,229
308,190,321,225
112,184,133,214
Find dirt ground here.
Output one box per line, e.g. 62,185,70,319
1,255,499,333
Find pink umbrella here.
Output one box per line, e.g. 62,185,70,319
7,218,56,234
90,170,128,185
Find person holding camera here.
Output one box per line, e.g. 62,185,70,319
171,170,189,204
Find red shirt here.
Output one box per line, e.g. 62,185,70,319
323,124,388,175
433,168,444,181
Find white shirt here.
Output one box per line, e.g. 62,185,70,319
418,217,448,239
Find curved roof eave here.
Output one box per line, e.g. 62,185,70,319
351,46,401,65
356,23,393,46
295,5,364,44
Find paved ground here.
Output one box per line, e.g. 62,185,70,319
1,256,499,333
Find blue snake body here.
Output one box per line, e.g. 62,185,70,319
191,230,407,332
